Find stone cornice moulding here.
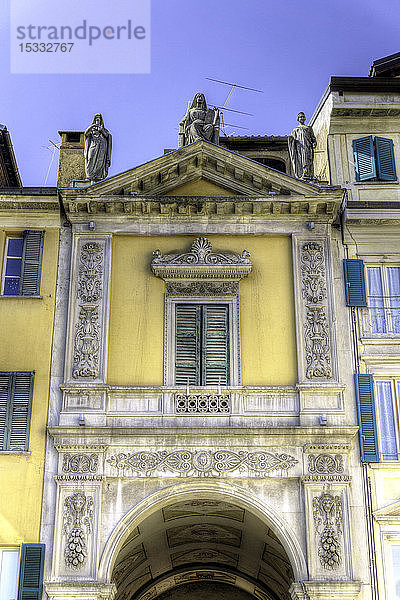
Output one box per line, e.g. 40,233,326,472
151,237,252,282
48,426,359,446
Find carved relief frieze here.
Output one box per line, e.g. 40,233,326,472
300,241,334,380
66,237,110,383
63,492,94,569
77,242,103,302
72,305,100,378
312,493,343,570
308,454,344,475
62,453,99,474
166,281,239,296
106,449,298,477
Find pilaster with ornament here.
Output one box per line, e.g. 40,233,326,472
64,235,112,385
292,236,337,383
51,444,107,580
301,443,353,580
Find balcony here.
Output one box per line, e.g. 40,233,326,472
359,296,400,337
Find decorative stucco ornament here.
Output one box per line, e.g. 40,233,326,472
179,93,220,147
300,242,332,379
106,449,298,477
63,492,94,569
288,112,317,180
312,493,343,569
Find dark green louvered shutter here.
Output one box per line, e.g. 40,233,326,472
344,259,367,307
375,137,397,181
0,372,12,450
355,374,379,462
202,305,229,385
20,231,44,296
175,304,201,385
353,136,376,181
9,372,34,451
18,544,45,600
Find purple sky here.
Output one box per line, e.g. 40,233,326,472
1,0,399,186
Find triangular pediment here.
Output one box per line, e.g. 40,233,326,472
374,499,400,522
72,140,337,198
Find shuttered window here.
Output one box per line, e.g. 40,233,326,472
17,544,45,600
0,372,34,452
344,259,367,307
175,304,229,386
355,374,379,462
1,231,44,296
353,136,396,182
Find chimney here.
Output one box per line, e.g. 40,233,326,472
57,131,85,187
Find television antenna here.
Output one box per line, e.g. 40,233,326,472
43,139,60,185
206,77,263,135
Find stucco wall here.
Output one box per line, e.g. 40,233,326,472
107,234,297,386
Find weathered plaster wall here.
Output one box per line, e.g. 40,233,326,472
107,234,297,386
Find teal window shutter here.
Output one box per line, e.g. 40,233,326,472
175,304,201,385
17,544,45,600
9,372,34,451
202,305,229,385
344,259,367,307
0,372,34,451
20,231,44,296
0,372,12,450
355,374,379,462
375,136,397,181
353,136,376,181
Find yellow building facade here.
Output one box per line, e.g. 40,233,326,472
38,126,368,600
312,55,400,600
0,126,60,599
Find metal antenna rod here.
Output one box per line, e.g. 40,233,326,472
206,77,263,93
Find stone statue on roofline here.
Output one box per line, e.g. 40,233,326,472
178,93,220,147
84,113,112,181
288,112,317,180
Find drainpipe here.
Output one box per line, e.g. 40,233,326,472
341,197,379,600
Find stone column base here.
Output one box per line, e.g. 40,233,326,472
45,582,116,600
289,581,362,600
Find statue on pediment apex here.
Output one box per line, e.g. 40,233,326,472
179,93,220,147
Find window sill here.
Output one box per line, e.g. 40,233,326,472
0,295,43,299
354,180,398,185
0,451,31,455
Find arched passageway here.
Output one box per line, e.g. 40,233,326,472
110,495,296,600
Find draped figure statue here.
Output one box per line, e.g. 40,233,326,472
179,93,220,147
288,112,317,180
84,114,112,181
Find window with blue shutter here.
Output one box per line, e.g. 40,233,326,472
2,231,44,296
355,374,379,462
353,136,376,181
17,544,45,600
344,259,367,307
175,304,229,386
375,136,397,181
0,372,34,451
353,136,397,182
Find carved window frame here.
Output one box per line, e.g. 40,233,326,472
150,237,252,388
164,294,241,387
381,532,400,600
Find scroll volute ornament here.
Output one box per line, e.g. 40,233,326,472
151,237,252,282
